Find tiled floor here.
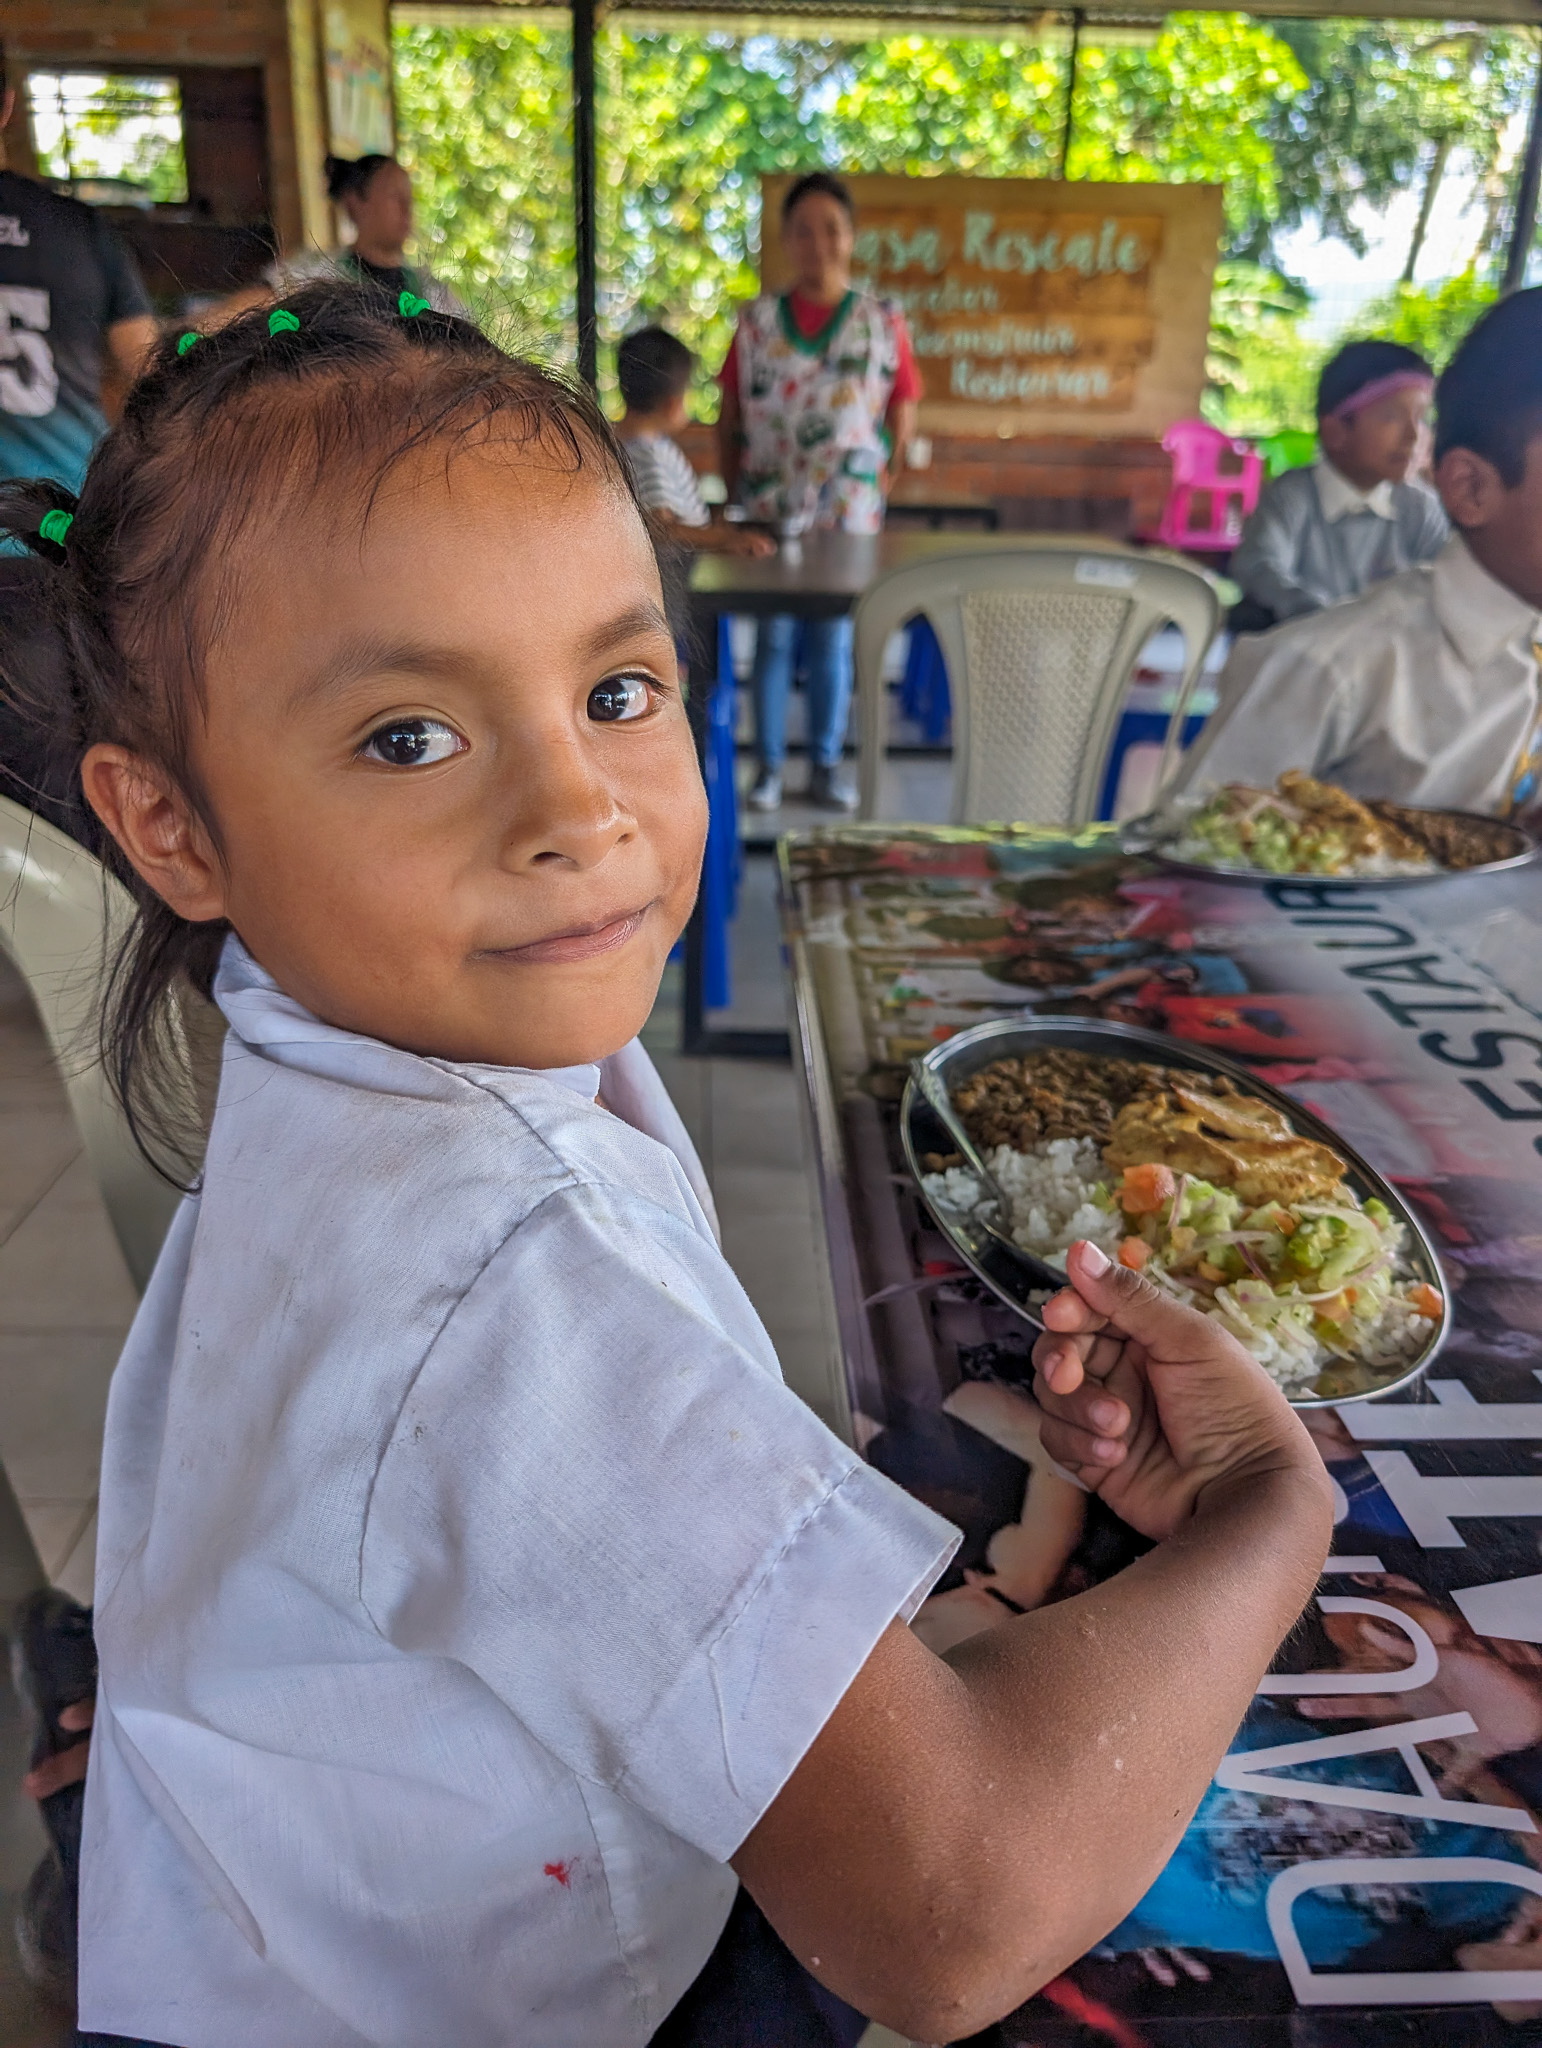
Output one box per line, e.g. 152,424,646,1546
0,936,900,2041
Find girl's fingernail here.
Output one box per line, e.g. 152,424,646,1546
1078,1241,1111,1276
1090,1399,1121,1430
1093,1437,1122,1462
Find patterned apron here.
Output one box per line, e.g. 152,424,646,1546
733,291,900,536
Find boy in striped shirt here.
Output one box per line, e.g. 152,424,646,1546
617,328,772,557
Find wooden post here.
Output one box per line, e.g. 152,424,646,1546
572,0,598,387
1503,49,1542,297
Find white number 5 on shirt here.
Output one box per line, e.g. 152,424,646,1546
0,287,58,418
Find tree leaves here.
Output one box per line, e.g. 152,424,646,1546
392,16,1538,419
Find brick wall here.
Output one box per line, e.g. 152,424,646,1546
675,421,1171,538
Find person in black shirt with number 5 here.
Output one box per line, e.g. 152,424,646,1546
0,42,159,492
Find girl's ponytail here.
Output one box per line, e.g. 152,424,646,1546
0,481,99,846
0,473,220,1184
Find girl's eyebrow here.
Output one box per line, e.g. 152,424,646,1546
286,599,672,712
287,635,452,711
577,598,674,660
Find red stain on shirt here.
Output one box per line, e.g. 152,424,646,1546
543,1861,574,1888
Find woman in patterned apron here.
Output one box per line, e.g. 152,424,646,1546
718,173,921,812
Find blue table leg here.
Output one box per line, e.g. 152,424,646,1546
701,615,740,1014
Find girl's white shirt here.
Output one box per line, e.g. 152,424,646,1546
78,939,957,2048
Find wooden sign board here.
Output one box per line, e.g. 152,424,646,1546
760,174,1223,440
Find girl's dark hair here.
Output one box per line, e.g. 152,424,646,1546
324,153,397,204
781,171,855,223
0,281,646,1182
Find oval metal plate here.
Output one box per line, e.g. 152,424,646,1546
1121,808,1540,890
900,1015,1451,1408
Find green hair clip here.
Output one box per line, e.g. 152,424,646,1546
177,330,201,356
39,510,73,548
398,290,431,318
268,308,301,336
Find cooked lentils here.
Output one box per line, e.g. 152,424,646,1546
952,1047,1244,1151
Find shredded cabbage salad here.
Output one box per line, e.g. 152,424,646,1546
1099,1163,1441,1384
1176,788,1430,877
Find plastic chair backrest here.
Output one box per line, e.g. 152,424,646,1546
854,543,1218,827
0,795,215,1294
1258,427,1318,480
1149,419,1263,551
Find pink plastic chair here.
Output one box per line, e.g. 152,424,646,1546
1141,419,1262,553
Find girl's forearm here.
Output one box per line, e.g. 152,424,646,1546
738,1457,1330,2041
931,1461,1331,2021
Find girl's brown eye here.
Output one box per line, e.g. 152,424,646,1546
587,675,652,723
361,717,463,767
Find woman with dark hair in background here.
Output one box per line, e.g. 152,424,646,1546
219,155,467,321
717,172,922,813
308,155,466,314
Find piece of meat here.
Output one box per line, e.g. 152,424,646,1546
1366,800,1524,872
1278,770,1426,863
1103,1084,1347,1206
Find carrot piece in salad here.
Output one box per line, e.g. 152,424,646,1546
1119,1236,1151,1270
1120,1163,1176,1216
1409,1282,1443,1320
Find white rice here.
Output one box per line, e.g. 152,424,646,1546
922,1139,1430,1394
1168,834,1436,880
923,1139,1121,1264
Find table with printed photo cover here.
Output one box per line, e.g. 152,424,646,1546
780,823,1542,2048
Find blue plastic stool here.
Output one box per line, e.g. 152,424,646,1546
899,616,950,743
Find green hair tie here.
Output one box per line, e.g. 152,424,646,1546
268,308,301,336
398,290,431,318
177,330,201,356
39,510,73,548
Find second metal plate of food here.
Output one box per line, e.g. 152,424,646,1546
1120,807,1540,889
900,1016,1449,1408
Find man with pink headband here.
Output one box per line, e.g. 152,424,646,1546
1177,291,1542,818
1230,340,1448,629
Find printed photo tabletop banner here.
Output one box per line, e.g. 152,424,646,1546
782,824,1542,2048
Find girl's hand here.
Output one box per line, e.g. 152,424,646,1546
1032,1240,1321,1541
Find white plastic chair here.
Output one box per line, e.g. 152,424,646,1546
0,795,217,1294
855,543,1219,826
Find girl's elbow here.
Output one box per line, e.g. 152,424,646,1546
834,1911,1076,2042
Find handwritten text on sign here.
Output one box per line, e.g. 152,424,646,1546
851,205,1163,410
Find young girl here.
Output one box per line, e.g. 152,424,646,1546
1,285,1332,2048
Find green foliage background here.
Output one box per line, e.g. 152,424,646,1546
394,15,1535,428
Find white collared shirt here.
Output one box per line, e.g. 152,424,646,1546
79,941,957,2048
1229,462,1448,623
1179,534,1542,813
1313,458,1396,523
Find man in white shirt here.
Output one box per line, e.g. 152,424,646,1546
1229,340,1448,630
1178,288,1542,817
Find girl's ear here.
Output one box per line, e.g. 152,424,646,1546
80,743,228,924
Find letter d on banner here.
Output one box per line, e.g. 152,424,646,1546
1268,1858,1542,2004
